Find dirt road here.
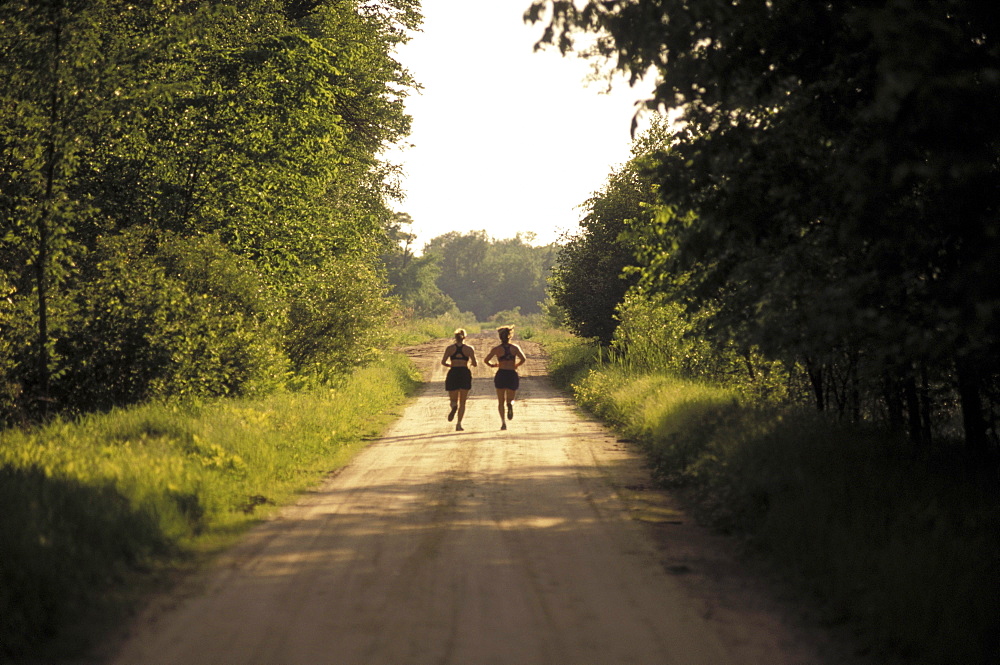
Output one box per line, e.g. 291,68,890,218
105,334,840,664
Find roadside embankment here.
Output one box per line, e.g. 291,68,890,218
541,332,1000,665
0,354,420,662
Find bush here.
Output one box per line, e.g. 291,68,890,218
0,274,25,424
283,257,393,381
532,329,597,389
486,309,551,340
612,289,799,403
54,229,288,410
390,311,481,346
728,422,1000,665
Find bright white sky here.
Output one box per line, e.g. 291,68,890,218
387,0,653,251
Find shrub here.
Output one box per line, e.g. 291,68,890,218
283,257,393,381
612,289,798,403
54,229,288,410
0,274,25,424
390,311,481,345
534,330,597,389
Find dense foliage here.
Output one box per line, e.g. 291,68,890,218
0,0,419,422
530,0,1000,453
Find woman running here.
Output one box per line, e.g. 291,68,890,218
441,328,477,431
483,325,526,430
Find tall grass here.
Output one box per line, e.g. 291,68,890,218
550,336,1000,665
530,328,594,385
0,353,421,661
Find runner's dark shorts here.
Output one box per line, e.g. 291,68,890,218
445,366,472,391
493,369,519,391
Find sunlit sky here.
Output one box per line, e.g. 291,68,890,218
387,1,652,251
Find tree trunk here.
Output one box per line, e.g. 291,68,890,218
850,363,861,423
884,373,904,433
955,356,988,456
919,368,933,446
35,198,49,408
742,350,756,382
34,1,65,413
903,374,923,446
805,358,824,411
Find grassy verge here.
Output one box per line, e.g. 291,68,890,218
544,336,1000,665
0,353,421,662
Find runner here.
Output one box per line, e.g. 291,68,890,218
441,328,477,432
483,325,526,430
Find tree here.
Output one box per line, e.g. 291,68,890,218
424,231,557,321
380,213,456,316
479,235,555,318
0,0,157,409
424,231,492,318
530,0,1000,451
0,0,421,420
549,117,671,343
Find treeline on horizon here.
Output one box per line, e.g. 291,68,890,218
381,214,558,322
0,0,424,424
538,0,1000,456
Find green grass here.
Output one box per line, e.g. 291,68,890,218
529,327,593,385
0,352,421,662
546,336,1000,665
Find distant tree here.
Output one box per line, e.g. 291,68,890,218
381,213,456,316
480,235,555,318
424,231,556,321
424,231,489,318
